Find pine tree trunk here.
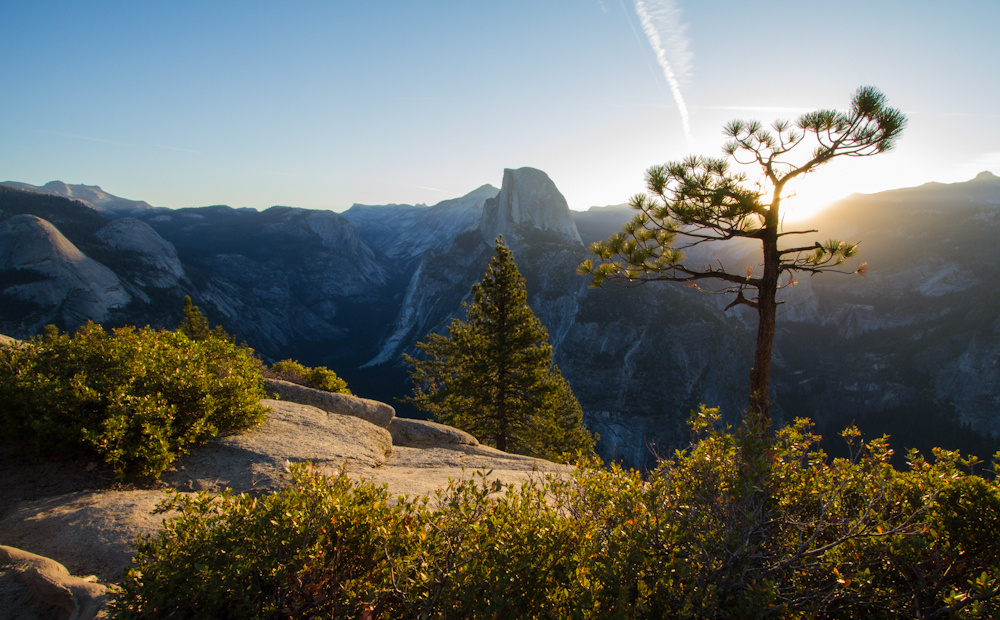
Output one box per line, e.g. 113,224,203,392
496,386,508,453
748,227,780,438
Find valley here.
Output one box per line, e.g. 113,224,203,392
3,170,999,468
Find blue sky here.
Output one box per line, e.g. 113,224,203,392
3,1,998,220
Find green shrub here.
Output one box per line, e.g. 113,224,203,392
561,408,1000,618
383,472,591,618
112,465,400,618
111,412,1000,619
269,359,351,395
0,321,268,479
113,465,588,619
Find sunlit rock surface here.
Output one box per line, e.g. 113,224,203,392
0,214,129,329
479,167,583,247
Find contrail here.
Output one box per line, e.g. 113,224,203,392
42,130,130,147
633,0,692,144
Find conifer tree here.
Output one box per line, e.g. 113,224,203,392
404,238,595,461
178,296,211,340
178,296,232,342
580,86,905,437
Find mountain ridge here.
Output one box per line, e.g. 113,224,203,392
2,171,1000,467
0,180,156,215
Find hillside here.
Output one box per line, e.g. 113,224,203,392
0,351,571,617
2,172,999,467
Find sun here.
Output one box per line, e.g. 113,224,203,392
777,173,857,223
779,187,839,223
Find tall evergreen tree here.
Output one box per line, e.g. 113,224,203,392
404,238,595,461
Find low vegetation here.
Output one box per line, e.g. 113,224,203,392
113,408,1000,619
266,359,352,395
0,321,267,479
0,296,358,481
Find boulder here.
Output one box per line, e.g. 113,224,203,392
0,490,170,584
264,378,395,428
0,545,110,620
388,417,479,449
160,399,393,493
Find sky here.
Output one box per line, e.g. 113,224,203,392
3,1,998,221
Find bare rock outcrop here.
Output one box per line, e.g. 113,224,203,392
1,490,171,585
479,167,583,246
0,215,130,328
160,399,393,493
353,443,572,500
1,545,110,620
264,378,395,428
388,417,479,449
95,218,186,288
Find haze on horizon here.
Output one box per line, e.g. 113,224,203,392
2,1,997,222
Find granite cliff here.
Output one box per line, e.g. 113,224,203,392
2,172,1000,467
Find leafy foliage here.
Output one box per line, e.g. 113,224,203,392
112,415,1000,619
404,237,595,461
268,359,352,395
112,467,398,619
0,321,267,479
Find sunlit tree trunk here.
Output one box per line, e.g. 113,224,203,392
748,226,780,436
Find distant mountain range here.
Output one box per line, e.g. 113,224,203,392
1,180,155,214
2,171,999,468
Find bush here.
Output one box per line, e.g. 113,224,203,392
111,411,1000,619
112,466,400,618
113,465,586,619
268,359,351,395
0,322,268,479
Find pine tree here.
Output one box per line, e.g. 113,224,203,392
580,86,905,437
178,296,232,342
404,238,595,461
